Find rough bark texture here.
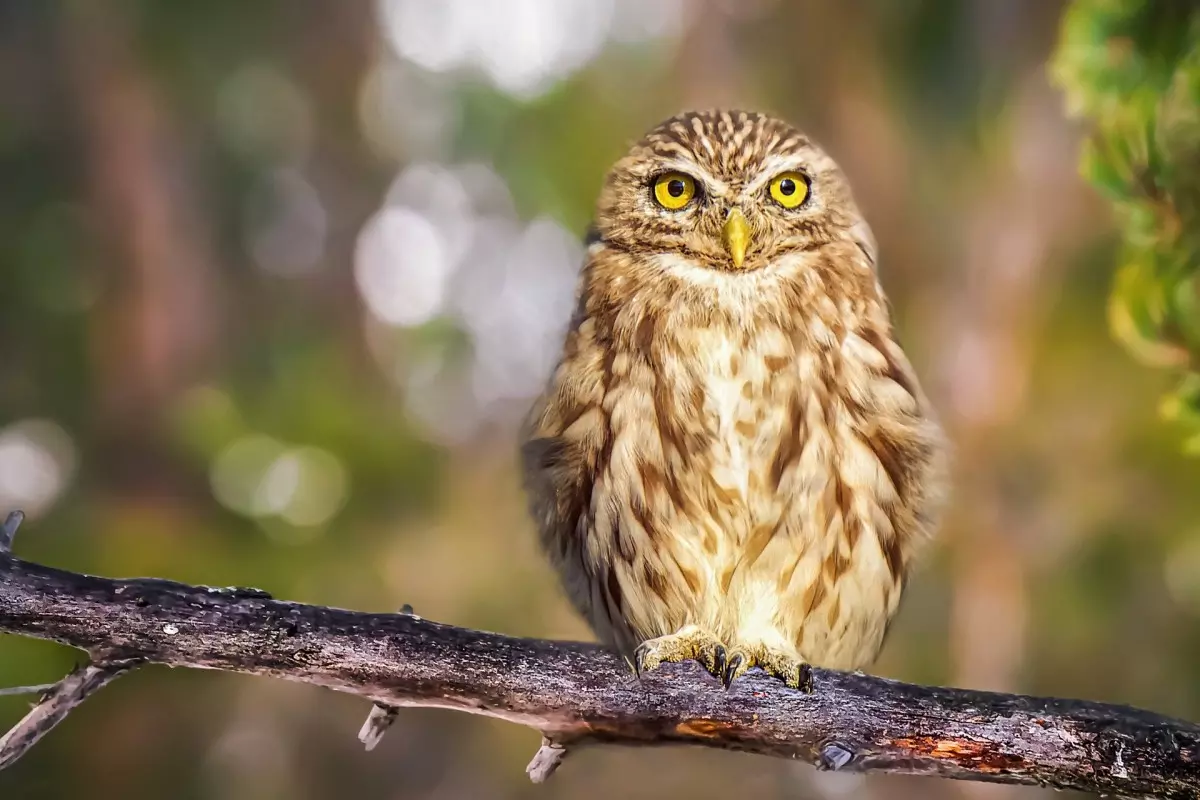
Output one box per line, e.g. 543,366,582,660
1,550,1198,797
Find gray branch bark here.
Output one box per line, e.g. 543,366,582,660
1,548,1198,797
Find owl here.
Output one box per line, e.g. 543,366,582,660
521,110,946,690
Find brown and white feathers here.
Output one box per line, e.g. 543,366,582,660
522,109,946,677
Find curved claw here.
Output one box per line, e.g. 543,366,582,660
722,652,746,688
722,645,814,693
633,641,652,677
711,643,727,680
792,663,815,693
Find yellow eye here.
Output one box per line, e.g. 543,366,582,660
652,172,697,210
769,172,809,209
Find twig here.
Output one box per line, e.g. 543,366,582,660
0,548,1198,796
357,704,398,751
0,660,138,769
0,684,58,698
0,511,23,552
526,736,571,783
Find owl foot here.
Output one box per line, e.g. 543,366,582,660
633,626,727,682
722,644,814,692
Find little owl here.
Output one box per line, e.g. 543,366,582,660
521,110,946,690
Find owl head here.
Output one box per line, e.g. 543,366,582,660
594,110,875,272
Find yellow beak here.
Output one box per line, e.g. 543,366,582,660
722,208,750,269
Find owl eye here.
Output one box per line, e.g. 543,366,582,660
768,172,810,209
652,172,697,210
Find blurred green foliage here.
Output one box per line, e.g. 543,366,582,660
1053,0,1200,452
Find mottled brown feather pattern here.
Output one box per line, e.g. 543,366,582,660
521,110,947,671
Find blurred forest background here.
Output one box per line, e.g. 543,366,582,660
1,1,1198,799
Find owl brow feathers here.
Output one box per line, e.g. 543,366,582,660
642,110,813,175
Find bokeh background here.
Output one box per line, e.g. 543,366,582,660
1,1,1198,799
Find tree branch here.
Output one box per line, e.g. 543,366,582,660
1,545,1197,797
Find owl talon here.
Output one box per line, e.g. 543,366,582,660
722,652,745,688
633,627,727,683
722,645,814,693
711,643,727,679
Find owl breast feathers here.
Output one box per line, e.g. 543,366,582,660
521,110,947,686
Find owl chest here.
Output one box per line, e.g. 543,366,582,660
690,343,789,505
645,325,817,538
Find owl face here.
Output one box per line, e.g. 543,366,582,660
595,110,871,272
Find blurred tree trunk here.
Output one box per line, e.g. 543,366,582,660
59,1,221,494
937,33,1099,800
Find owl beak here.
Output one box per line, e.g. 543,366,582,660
722,208,750,269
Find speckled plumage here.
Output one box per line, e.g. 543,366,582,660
521,110,946,685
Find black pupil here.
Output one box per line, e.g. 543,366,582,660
779,178,796,196
667,179,686,197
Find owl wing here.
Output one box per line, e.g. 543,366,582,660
522,424,630,649
520,276,639,648
519,272,606,570
519,432,592,557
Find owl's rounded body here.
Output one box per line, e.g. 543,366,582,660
522,111,945,684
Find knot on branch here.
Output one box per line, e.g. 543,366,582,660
818,741,855,771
